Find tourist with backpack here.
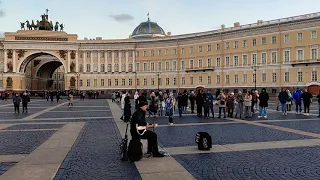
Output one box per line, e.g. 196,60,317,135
316,90,320,118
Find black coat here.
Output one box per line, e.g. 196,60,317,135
196,93,204,106
302,92,313,104
259,92,269,107
124,96,131,121
130,108,147,137
21,94,30,104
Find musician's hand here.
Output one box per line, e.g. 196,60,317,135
153,124,158,128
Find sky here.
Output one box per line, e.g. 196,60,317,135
1,0,320,39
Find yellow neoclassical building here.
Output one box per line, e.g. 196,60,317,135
0,11,320,95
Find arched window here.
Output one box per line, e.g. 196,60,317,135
93,63,98,72
128,63,133,72
100,64,105,72
107,64,112,72
79,64,83,72
114,63,119,72
86,64,91,72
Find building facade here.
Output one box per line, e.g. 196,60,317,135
0,11,320,95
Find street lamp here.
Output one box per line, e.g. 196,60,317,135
76,72,80,96
251,65,259,90
156,72,161,91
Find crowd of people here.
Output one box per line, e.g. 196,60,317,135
277,87,319,117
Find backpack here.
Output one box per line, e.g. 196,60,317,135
195,132,212,150
127,138,143,162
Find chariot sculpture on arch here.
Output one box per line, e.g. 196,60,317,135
19,9,65,31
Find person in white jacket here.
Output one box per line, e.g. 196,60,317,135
120,91,126,120
134,91,139,109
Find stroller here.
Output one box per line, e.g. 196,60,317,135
120,122,129,161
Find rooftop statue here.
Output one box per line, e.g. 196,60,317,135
19,9,65,31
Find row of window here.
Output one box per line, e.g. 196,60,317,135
137,31,318,57
76,47,319,73
78,71,318,87
79,51,134,59
137,48,318,71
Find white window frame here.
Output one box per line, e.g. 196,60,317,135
225,56,230,67
297,71,303,82
284,72,290,82
242,54,248,65
312,71,318,81
207,57,212,67
297,33,303,41
234,41,238,49
271,51,277,64
252,53,257,65
284,50,290,63
216,57,221,67
198,58,203,68
272,73,277,83
234,55,239,66
284,34,289,43
311,48,318,60
261,52,267,64
311,30,317,39
297,49,304,61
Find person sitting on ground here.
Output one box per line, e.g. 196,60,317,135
130,101,165,157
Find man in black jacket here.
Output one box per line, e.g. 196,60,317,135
130,101,164,157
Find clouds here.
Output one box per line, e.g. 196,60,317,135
0,0,4,17
109,14,134,23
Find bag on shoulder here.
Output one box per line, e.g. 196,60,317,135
127,139,143,162
195,132,212,150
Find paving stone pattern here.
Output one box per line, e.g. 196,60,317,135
0,162,17,175
54,121,141,180
174,147,320,180
0,118,114,124
148,115,232,125
263,120,320,134
35,111,112,119
156,123,313,147
4,124,65,130
0,130,56,155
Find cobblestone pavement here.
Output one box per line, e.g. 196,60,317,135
262,120,320,134
174,147,320,180
54,121,141,180
156,123,313,147
1,98,320,179
0,130,56,155
0,162,17,175
3,123,65,130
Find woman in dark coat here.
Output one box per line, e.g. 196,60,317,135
302,88,313,116
123,94,131,122
196,90,204,117
258,88,269,118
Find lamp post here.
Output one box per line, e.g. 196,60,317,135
76,72,80,96
156,72,161,92
251,65,259,90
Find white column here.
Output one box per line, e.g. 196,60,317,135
12,50,16,72
76,51,79,72
112,51,115,72
125,51,129,72
132,51,136,72
4,50,7,72
90,51,93,73
104,51,107,72
119,51,122,72
83,51,86,72
98,51,101,72
67,51,71,72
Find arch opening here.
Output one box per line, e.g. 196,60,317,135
21,52,66,91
